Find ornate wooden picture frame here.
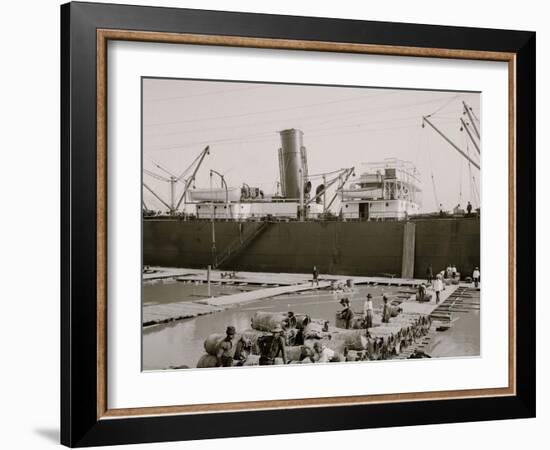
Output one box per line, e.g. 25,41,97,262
61,2,535,447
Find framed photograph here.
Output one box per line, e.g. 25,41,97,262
61,1,535,447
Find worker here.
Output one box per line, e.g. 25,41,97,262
363,293,374,329
312,266,319,286
282,311,297,330
294,327,305,346
473,266,481,288
466,201,473,216
382,295,391,323
216,326,236,367
258,326,287,365
439,203,444,217
339,298,354,329
233,336,252,366
426,264,433,285
451,265,458,279
433,274,444,304
446,264,453,279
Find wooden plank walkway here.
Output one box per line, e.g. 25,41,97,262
200,281,331,307
143,302,223,326
144,266,427,287
400,285,459,315
142,267,456,327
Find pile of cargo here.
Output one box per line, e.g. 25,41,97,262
195,308,432,367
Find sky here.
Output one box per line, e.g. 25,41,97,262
142,78,481,213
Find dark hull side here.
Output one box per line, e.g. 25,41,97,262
143,218,480,279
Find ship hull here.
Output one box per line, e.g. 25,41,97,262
143,218,480,279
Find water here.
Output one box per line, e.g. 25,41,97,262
142,279,258,306
424,290,480,357
142,281,481,370
142,284,398,370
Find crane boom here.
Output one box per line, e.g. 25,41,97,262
422,116,480,170
143,182,171,210
462,101,480,140
306,167,352,206
175,146,210,211
326,167,355,212
460,118,481,155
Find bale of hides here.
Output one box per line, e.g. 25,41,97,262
415,293,433,303
196,354,218,368
204,333,228,356
251,311,287,332
325,329,367,352
285,345,306,362
444,278,453,286
304,319,329,334
335,314,364,330
390,305,403,317
204,330,269,357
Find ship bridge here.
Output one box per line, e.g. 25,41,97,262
340,159,422,221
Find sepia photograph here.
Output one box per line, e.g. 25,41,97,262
141,78,481,371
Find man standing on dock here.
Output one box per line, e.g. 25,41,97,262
312,266,319,286
363,293,374,329
339,298,354,329
426,264,433,285
216,326,236,367
473,266,481,288
433,274,444,304
382,295,391,323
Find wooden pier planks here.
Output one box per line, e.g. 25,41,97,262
201,281,331,307
143,302,223,326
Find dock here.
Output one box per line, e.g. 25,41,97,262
143,302,224,327
144,266,428,287
199,281,331,307
142,266,465,327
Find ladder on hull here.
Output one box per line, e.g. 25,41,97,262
215,221,271,269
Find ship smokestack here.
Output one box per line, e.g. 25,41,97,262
278,129,308,199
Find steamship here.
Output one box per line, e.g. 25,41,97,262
143,129,480,279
